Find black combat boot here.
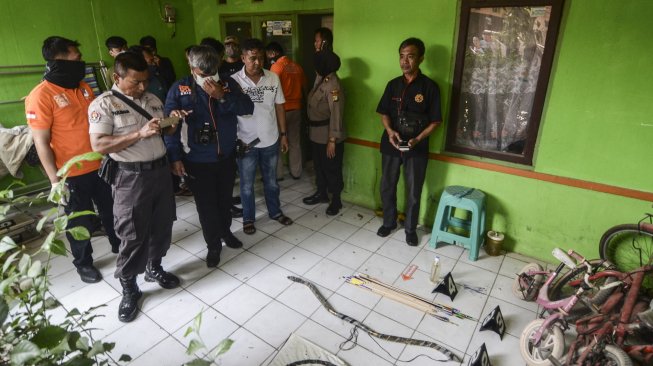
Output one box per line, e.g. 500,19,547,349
118,276,142,323
144,259,180,289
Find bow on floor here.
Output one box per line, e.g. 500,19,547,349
287,276,460,362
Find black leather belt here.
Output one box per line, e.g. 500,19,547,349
309,119,329,127
117,156,168,172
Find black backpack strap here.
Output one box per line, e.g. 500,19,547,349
111,90,154,120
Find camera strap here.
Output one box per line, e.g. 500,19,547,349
111,90,154,120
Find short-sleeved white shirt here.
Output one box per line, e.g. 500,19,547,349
231,68,285,148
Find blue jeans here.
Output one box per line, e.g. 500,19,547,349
237,141,283,223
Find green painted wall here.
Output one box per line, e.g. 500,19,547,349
191,0,333,41
0,0,196,192
1,0,650,261
334,0,653,261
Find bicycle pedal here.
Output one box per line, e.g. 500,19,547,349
547,355,563,366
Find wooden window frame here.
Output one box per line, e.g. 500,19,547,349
445,0,565,165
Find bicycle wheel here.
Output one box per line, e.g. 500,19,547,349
520,319,565,366
576,345,633,366
512,263,544,301
599,224,653,294
548,259,617,322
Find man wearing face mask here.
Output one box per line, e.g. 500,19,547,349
302,28,346,216
164,45,254,268
219,36,244,76
89,51,180,322
266,41,306,180
25,36,121,284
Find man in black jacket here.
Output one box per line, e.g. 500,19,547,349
140,35,176,90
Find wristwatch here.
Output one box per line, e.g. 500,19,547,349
280,132,287,137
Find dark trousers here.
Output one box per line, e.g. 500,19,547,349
380,153,427,233
311,141,344,202
171,173,181,192
112,165,175,278
65,171,120,267
185,156,236,251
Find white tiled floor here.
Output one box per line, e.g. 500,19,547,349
42,170,543,365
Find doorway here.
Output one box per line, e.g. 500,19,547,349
222,12,334,170
222,13,333,69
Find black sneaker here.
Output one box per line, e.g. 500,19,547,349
376,225,397,238
77,265,102,283
302,192,329,205
406,232,418,246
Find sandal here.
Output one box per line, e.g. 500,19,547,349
274,214,293,226
243,222,256,235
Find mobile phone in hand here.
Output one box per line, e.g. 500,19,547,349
159,116,181,128
398,140,410,151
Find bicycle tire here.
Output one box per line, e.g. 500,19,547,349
599,223,653,294
547,259,617,322
520,319,565,366
576,345,633,366
512,263,545,301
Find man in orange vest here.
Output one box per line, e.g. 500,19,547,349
266,42,306,180
26,36,120,283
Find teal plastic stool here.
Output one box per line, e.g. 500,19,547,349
429,186,486,261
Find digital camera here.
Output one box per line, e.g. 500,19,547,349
195,122,217,145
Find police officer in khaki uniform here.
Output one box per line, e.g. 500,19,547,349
88,51,179,323
302,27,346,216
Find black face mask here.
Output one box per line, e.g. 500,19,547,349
44,60,86,89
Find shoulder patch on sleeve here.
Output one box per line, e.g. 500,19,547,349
179,85,192,95
90,110,101,123
331,89,340,102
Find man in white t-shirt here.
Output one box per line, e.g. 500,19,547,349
231,38,293,235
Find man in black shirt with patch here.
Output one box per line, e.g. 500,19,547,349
376,37,442,246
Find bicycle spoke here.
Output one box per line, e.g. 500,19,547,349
600,224,653,294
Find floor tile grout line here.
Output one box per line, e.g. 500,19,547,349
42,172,551,365
461,254,504,357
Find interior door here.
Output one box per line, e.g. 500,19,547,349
224,18,253,43
257,15,295,61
